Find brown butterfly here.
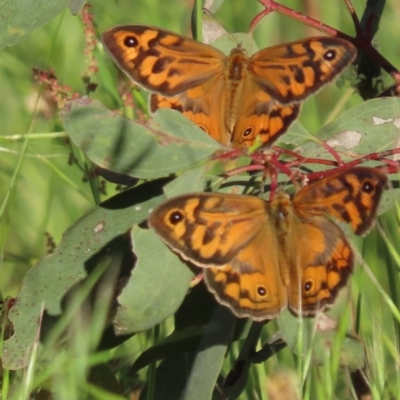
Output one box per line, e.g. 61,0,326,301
149,167,387,320
101,25,357,149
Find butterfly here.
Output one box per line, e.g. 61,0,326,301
101,25,357,149
148,167,387,320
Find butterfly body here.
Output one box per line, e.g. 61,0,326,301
149,168,387,320
102,25,357,148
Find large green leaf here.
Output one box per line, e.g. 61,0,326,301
0,0,79,49
62,97,222,179
3,179,168,370
139,306,236,400
299,98,400,163
129,284,218,373
130,284,251,374
114,227,194,333
163,166,210,197
182,306,235,400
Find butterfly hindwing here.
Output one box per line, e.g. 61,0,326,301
286,215,353,315
231,79,301,148
204,222,287,320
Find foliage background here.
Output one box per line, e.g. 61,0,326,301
1,0,400,399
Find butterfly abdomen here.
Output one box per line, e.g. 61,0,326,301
224,48,251,135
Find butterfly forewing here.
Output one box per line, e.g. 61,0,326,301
250,36,357,104
149,193,269,267
293,167,387,235
102,25,225,95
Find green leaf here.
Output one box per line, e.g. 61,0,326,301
131,326,207,373
88,363,121,395
174,282,220,331
0,0,74,49
182,306,235,400
278,120,313,146
130,284,219,373
299,98,400,163
139,354,197,400
62,97,221,179
139,306,236,400
131,284,251,375
114,227,195,334
3,179,168,370
219,321,266,399
163,166,209,197
68,0,86,15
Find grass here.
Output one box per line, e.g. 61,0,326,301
1,0,400,399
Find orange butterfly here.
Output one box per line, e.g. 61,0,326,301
102,25,357,149
149,167,387,320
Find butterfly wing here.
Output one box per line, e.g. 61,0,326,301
285,215,353,315
286,167,387,315
231,79,301,148
149,193,270,266
294,167,387,235
149,193,287,319
249,36,357,104
149,77,230,145
231,36,355,148
102,25,226,95
204,227,287,320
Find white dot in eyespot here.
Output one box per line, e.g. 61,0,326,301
325,50,335,59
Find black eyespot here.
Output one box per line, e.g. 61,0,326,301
257,285,267,297
243,127,253,138
168,210,184,225
304,280,313,293
323,49,336,61
362,180,375,193
124,35,139,48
